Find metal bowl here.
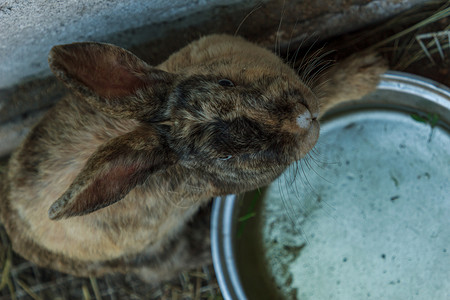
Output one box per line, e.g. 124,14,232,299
211,71,450,300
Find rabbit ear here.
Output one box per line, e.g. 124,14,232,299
48,126,177,220
48,42,175,120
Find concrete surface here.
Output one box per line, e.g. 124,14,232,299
0,0,257,90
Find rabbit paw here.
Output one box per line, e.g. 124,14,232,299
318,52,388,116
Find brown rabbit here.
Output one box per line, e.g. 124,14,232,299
0,34,386,283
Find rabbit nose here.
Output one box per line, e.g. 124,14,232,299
296,109,316,129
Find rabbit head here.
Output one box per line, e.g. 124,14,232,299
46,35,320,220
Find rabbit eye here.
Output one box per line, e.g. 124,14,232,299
218,79,235,87
218,155,233,161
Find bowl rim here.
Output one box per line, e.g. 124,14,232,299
211,194,246,300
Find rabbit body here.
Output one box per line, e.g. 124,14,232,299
0,34,386,281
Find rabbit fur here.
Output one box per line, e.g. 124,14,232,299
0,34,387,282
